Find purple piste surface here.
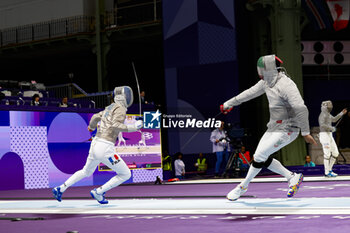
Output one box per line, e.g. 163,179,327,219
0,180,350,199
1,213,350,233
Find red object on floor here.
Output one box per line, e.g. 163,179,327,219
168,178,180,182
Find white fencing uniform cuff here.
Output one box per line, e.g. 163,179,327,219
301,131,310,136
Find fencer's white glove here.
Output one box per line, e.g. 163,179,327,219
135,120,143,130
127,120,143,132
331,127,336,133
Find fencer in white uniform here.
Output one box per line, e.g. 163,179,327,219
53,86,143,204
221,55,317,201
318,100,347,177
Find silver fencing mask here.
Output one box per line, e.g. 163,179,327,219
114,86,134,108
321,100,333,113
257,54,283,88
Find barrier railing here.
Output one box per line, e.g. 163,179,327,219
46,83,111,108
0,16,95,47
46,83,89,99
0,0,162,48
75,92,113,109
105,0,161,28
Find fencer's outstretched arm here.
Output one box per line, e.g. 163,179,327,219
331,111,345,122
282,80,310,136
88,111,103,131
223,80,265,109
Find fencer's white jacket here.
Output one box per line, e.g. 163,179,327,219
318,103,343,133
89,102,135,143
224,72,310,136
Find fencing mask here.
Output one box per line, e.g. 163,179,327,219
114,86,134,108
257,54,283,88
321,100,333,113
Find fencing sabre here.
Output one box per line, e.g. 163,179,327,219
335,115,345,128
131,62,145,140
132,62,142,118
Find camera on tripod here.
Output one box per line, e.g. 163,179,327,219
222,122,248,178
223,122,245,149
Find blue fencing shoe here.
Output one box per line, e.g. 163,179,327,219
52,187,63,202
325,171,337,177
90,188,109,204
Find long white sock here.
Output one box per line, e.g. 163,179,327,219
97,175,125,194
267,159,293,181
324,159,330,175
59,170,87,192
240,166,262,188
329,156,337,172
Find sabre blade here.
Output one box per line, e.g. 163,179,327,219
132,62,142,117
335,115,344,128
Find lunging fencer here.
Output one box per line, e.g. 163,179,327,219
318,100,347,177
221,54,317,201
52,86,143,204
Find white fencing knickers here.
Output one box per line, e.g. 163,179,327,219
254,130,300,163
60,137,131,193
240,129,299,188
319,132,339,175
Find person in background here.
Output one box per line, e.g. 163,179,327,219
31,94,41,106
174,152,185,180
239,146,251,166
210,121,230,178
233,153,244,170
304,155,316,167
162,150,172,180
194,153,207,174
59,97,68,107
140,91,148,104
319,101,347,177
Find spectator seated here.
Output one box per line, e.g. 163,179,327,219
0,80,158,114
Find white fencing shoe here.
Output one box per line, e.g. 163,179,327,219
287,173,303,198
226,185,248,201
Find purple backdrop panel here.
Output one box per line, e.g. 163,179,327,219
10,126,49,189
47,112,91,143
48,142,91,174
0,110,162,190
0,152,24,190
132,168,163,183
9,111,41,126
0,126,10,158
0,111,10,126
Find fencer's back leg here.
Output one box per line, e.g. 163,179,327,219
96,156,131,194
